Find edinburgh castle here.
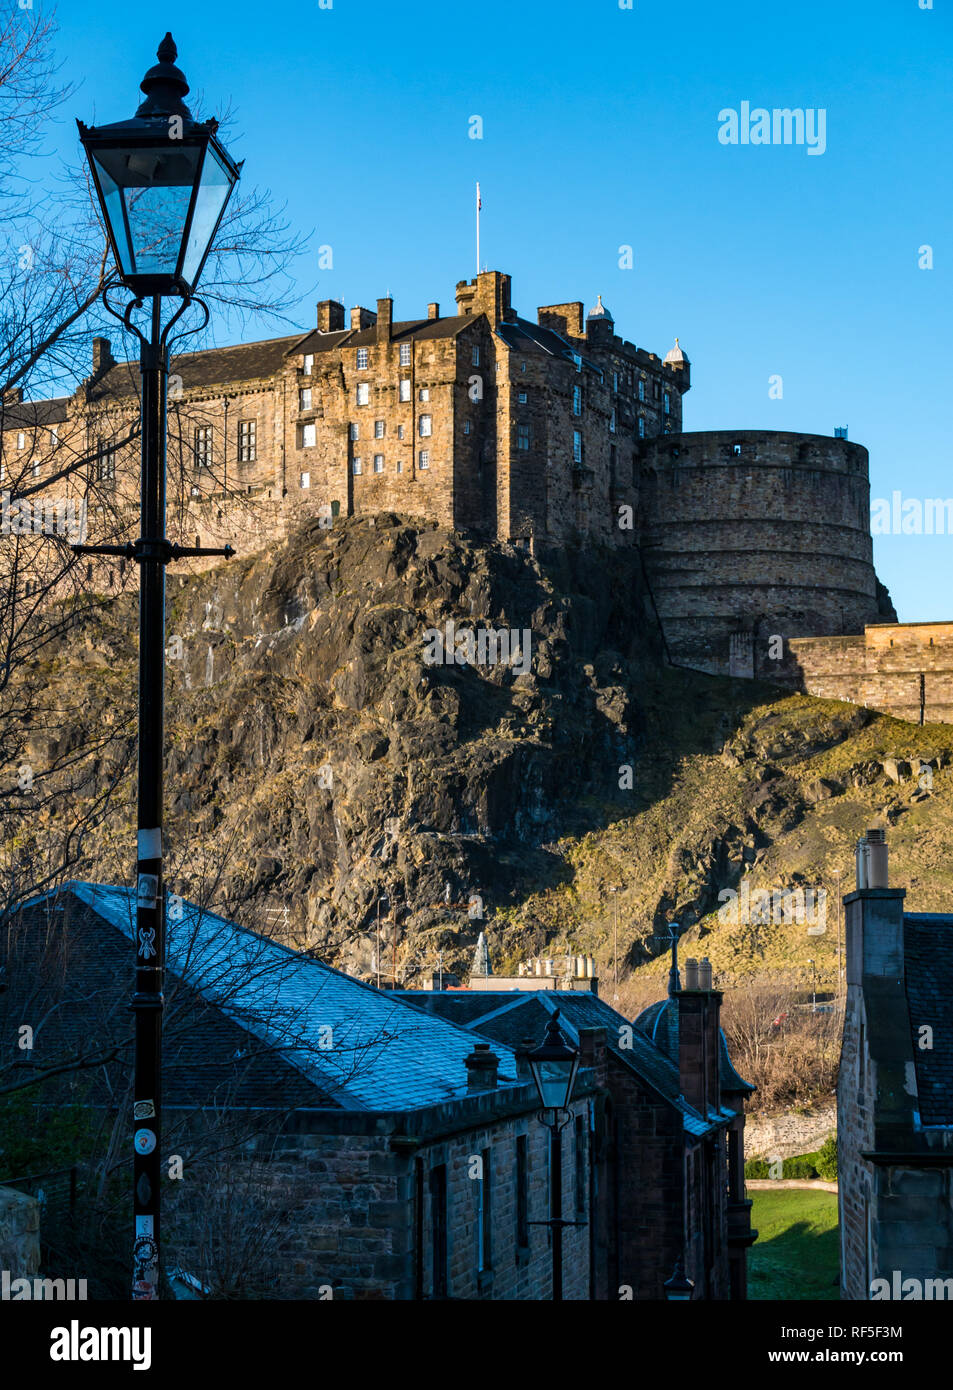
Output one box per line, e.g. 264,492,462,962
6,264,950,713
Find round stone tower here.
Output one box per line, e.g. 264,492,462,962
636,430,896,678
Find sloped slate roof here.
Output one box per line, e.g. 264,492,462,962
904,913,953,1126
294,316,474,358
494,317,603,375
397,988,737,1136
65,883,519,1112
1,396,71,427
87,334,306,402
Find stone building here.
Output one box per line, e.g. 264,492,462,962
838,829,953,1300
786,620,953,724
398,955,756,1300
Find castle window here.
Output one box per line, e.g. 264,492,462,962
356,348,368,369
472,345,480,367
302,354,313,375
238,419,257,462
418,450,430,469
194,426,212,469
299,471,310,489
521,361,526,372
663,391,671,415
97,441,117,481
732,443,742,456
374,454,384,473
397,460,403,473
356,383,370,406
399,379,411,402
638,417,645,439
16,431,24,449
518,390,527,404
638,380,645,402
352,456,363,474
399,343,411,366
349,423,359,441
517,423,530,451
374,420,385,438
573,430,582,463
653,381,660,400
419,415,432,437
0,462,4,482
572,385,582,416
299,387,312,410
301,423,316,448
613,371,619,393
419,387,430,402
32,459,40,477
609,409,616,434
463,420,471,435
397,424,405,440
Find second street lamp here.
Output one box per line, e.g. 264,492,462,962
74,33,240,1301
528,1010,584,1301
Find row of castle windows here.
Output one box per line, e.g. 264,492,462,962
353,344,480,371
348,452,431,476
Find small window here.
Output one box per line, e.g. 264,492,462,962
399,379,411,402
374,454,384,473
609,409,616,434
397,424,405,440
356,348,368,369
399,343,411,366
664,391,671,415
194,426,212,469
518,390,528,404
299,471,310,489
521,361,527,373
299,387,312,410
638,380,645,402
638,417,645,439
573,430,582,463
472,345,480,367
50,424,59,444
356,383,370,406
302,353,313,375
572,385,582,416
0,462,4,482
16,431,25,450
732,442,742,456
419,414,432,437
302,423,316,448
32,460,40,477
374,419,385,438
419,387,430,402
352,456,363,474
463,420,471,435
612,371,619,393
418,450,430,469
517,422,530,451
349,423,359,441
238,419,257,462
397,459,403,473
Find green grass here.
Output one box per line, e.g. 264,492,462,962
748,1189,840,1300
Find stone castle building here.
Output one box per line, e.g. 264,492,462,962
1,265,929,696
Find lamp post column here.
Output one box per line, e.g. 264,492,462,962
550,1124,564,1301
131,295,168,1301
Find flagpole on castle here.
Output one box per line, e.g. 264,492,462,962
476,182,481,274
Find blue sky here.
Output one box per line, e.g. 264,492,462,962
46,0,952,620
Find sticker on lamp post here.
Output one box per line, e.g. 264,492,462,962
137,873,158,908
134,1129,157,1155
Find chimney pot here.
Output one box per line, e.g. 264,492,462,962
465,1042,500,1091
684,957,699,991
698,957,713,991
92,337,113,374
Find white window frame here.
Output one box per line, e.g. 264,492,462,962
374,419,385,438
299,387,312,410
356,348,369,370
418,450,430,469
349,423,359,441
399,379,411,402
302,354,314,375
299,471,311,489
302,422,316,448
352,456,363,474
399,343,411,366
572,430,582,464
572,385,582,416
419,387,430,402
16,431,25,450
374,454,384,473
356,383,370,406
419,414,432,437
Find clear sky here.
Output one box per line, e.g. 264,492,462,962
45,0,952,621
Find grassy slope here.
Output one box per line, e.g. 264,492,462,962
748,1189,840,1300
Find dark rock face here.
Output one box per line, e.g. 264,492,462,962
156,515,664,975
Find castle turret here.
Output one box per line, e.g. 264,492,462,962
664,338,691,391
585,294,614,346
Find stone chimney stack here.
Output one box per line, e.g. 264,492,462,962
846,829,905,984
376,297,393,342
455,279,477,316
317,299,345,333
465,1043,500,1092
427,302,440,320
350,305,377,331
92,337,114,374
676,965,723,1119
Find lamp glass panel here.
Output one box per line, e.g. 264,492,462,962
92,145,201,278
532,1060,572,1110
181,144,235,287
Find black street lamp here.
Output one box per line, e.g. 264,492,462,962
74,34,240,1301
663,1256,695,1302
528,1010,583,1300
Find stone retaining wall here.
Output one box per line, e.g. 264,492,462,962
745,1101,836,1160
